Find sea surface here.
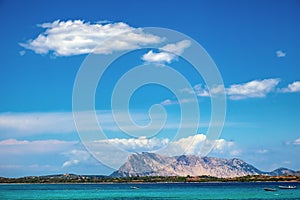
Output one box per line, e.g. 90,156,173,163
0,182,299,200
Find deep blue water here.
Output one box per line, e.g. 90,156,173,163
0,182,299,199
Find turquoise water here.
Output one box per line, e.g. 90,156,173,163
0,182,299,199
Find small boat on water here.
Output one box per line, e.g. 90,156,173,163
130,186,140,189
264,188,277,192
278,185,296,189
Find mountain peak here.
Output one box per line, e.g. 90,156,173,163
111,153,266,178
269,167,295,176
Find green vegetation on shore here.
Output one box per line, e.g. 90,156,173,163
1,174,299,184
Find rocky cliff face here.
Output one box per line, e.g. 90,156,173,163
110,152,264,178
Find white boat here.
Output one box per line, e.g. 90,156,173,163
278,185,296,189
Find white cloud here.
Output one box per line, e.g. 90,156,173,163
293,138,300,145
213,138,234,151
94,136,169,153
276,50,286,58
226,78,280,100
279,81,300,93
142,40,191,63
170,134,206,155
0,139,77,155
87,134,235,158
20,20,162,56
162,78,286,104
168,134,235,156
142,50,175,63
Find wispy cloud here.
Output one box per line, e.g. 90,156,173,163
0,111,162,135
0,112,76,135
62,149,92,168
19,50,26,56
142,40,191,63
276,50,286,58
0,111,203,136
160,40,191,54
279,81,300,93
160,98,196,106
20,20,162,56
257,149,269,154
293,138,300,145
193,84,225,97
0,164,56,177
193,84,210,97
0,139,77,155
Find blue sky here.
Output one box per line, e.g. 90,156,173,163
0,0,300,177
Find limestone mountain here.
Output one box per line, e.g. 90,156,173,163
110,152,265,178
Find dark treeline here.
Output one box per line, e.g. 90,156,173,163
1,174,299,184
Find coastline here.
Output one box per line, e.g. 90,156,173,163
1,181,300,185
1,175,299,184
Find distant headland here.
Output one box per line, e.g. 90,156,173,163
1,152,299,184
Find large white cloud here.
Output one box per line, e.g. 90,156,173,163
91,134,234,157
20,20,163,56
168,134,234,156
142,40,191,63
95,136,170,153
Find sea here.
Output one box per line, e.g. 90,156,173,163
0,182,299,200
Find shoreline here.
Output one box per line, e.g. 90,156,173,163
1,174,299,184
1,180,300,185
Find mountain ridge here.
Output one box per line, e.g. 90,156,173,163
111,152,297,178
